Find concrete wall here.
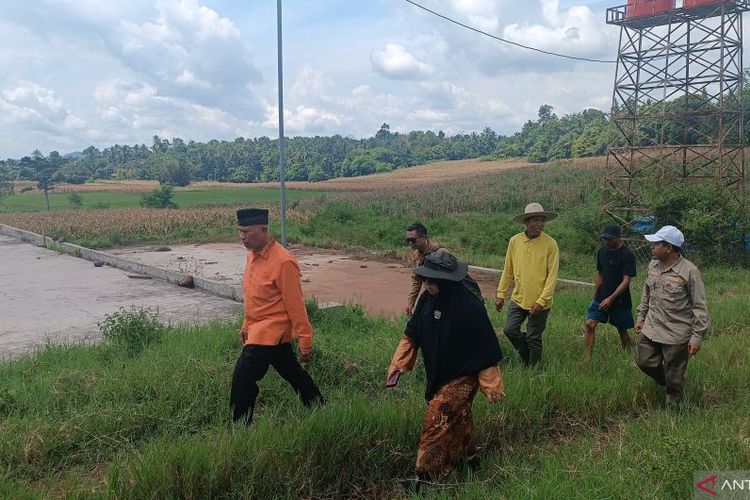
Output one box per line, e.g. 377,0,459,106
467,264,593,288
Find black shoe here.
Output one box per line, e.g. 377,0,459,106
528,349,542,368
467,453,481,472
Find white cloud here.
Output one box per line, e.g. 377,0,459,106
0,80,74,129
450,0,502,31
290,65,333,99
371,43,434,80
410,108,450,122
0,0,662,158
503,1,610,59
341,85,403,119
113,0,263,114
263,102,345,135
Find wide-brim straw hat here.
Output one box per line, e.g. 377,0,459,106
414,252,468,282
512,202,558,224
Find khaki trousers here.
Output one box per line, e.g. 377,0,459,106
634,332,690,405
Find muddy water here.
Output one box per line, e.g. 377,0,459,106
0,236,241,359
110,243,500,317
0,236,501,358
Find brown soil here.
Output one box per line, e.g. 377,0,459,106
110,242,501,317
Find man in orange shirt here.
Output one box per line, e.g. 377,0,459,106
230,208,324,424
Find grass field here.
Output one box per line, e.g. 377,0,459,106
1,157,749,497
0,187,326,213
0,268,747,498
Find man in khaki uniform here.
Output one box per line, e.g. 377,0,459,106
404,223,443,316
635,225,709,406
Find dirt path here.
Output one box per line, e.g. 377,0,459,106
110,243,501,316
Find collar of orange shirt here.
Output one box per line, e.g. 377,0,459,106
252,237,276,260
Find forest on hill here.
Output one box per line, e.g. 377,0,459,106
2,84,749,192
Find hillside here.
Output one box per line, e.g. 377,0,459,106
11,156,607,194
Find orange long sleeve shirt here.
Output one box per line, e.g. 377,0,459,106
241,238,313,350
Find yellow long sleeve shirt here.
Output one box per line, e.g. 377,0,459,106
496,231,559,310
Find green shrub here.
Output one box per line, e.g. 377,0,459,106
98,306,165,355
67,192,83,208
140,184,178,209
642,180,746,261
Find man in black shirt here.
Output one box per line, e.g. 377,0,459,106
584,224,637,364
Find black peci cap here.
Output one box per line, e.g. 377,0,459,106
237,208,269,226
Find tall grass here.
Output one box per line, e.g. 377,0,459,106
287,202,603,280
1,270,748,498
0,206,307,249
298,162,604,218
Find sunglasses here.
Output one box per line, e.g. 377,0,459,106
405,238,418,244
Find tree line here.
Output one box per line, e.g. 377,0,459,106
0,107,608,191
3,85,750,191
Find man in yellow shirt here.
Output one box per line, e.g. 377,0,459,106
495,203,560,367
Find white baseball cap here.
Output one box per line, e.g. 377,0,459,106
644,225,685,248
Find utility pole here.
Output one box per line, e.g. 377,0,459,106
277,0,287,245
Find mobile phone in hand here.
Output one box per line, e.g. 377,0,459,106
386,369,401,388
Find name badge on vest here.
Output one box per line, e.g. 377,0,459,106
434,310,442,320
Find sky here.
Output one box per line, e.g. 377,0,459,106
0,0,636,158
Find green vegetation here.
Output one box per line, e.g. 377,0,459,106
5,158,747,275
491,106,609,163
1,271,748,498
0,187,324,213
0,154,748,496
0,169,11,201
66,192,83,208
285,161,608,280
140,183,178,209
98,306,166,356
0,125,504,186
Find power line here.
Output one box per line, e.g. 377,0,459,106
401,0,616,64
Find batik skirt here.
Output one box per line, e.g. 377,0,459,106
415,374,479,478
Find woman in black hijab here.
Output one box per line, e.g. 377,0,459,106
387,251,505,481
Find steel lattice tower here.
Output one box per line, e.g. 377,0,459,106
604,0,748,240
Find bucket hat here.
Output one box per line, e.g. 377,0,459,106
414,252,468,282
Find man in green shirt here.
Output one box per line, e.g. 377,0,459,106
495,203,560,367
635,225,709,406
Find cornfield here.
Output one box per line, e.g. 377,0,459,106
300,160,606,218
0,206,306,248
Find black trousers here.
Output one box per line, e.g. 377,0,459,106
230,343,324,424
